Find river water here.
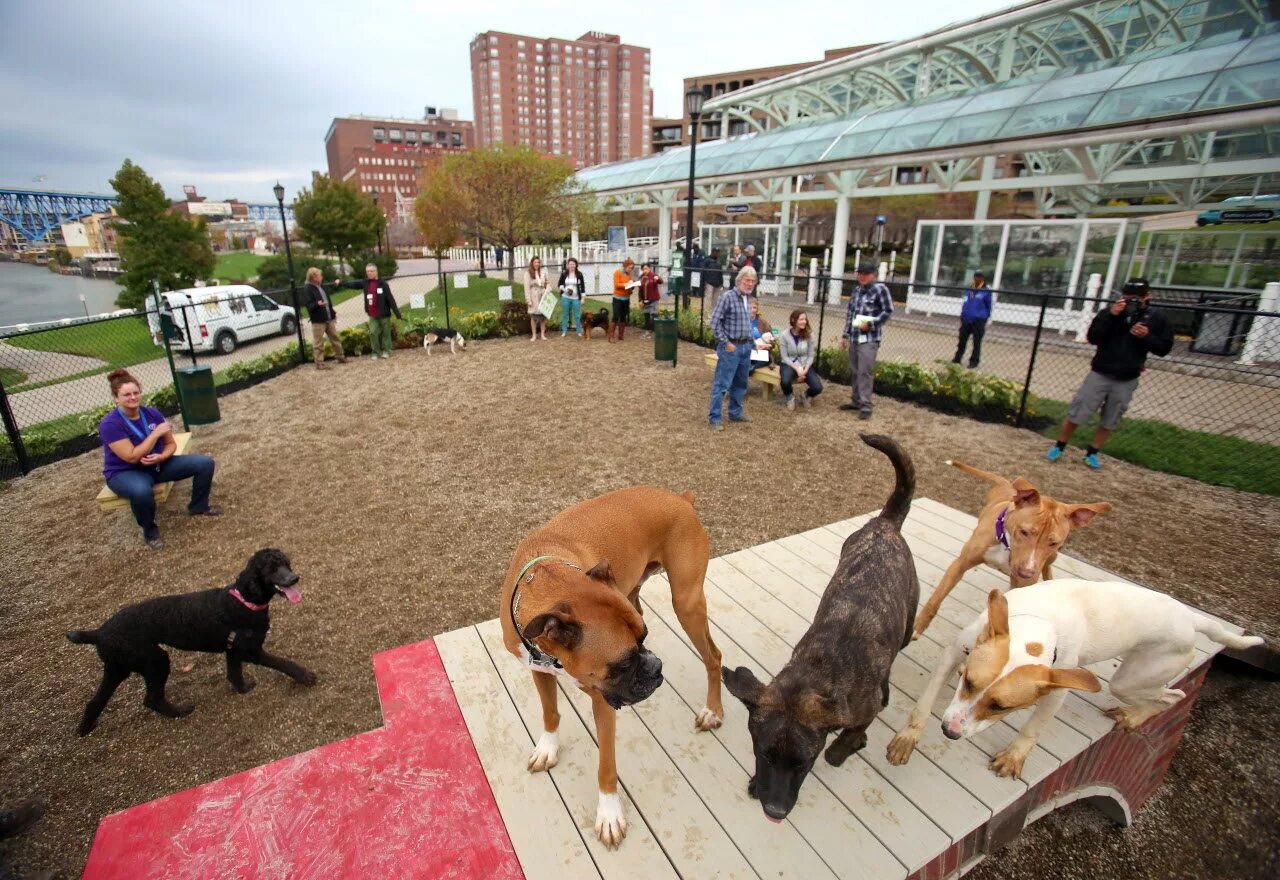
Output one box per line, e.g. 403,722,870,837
0,262,123,329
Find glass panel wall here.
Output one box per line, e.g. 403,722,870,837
936,225,1002,294
911,224,938,291
1001,225,1081,305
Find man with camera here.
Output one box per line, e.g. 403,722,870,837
1047,278,1173,469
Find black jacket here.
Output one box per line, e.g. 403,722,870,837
341,278,401,319
1086,304,1174,381
302,281,337,323
556,269,587,300
701,260,724,288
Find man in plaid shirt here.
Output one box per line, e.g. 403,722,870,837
839,262,893,419
706,266,759,431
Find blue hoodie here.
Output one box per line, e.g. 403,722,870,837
960,286,992,322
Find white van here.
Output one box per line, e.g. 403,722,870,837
148,285,298,354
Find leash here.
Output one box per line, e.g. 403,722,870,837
510,555,582,674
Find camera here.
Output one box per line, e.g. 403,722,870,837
1122,296,1145,318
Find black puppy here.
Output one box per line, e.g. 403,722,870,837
67,548,316,736
723,434,918,822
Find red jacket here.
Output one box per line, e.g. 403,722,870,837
639,273,663,303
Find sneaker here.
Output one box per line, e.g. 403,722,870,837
1045,445,1064,463
710,422,724,432
802,395,812,409
786,397,796,411
368,354,379,360
380,352,390,359
838,403,858,411
968,362,979,369
146,537,166,551
190,506,224,517
858,411,872,420
315,363,330,371
1084,452,1102,470
730,414,753,423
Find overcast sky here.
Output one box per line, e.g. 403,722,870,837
0,0,1011,204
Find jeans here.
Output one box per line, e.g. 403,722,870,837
779,364,823,399
709,341,752,424
561,298,582,335
954,319,986,366
367,317,392,355
847,340,880,413
106,454,215,539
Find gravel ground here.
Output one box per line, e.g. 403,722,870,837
1,334,1276,878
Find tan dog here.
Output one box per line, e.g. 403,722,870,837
499,487,723,849
913,460,1111,638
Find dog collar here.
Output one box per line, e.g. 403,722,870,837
995,506,1011,550
229,588,268,612
510,555,582,674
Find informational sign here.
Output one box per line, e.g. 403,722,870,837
1222,209,1275,222
689,271,701,288
607,225,628,252
725,204,750,214
498,285,513,301
453,273,469,288
186,202,233,217
409,294,425,310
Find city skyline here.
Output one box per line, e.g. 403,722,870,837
0,0,1011,202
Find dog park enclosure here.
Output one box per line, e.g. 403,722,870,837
80,499,1236,879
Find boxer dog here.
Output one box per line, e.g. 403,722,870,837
499,487,722,848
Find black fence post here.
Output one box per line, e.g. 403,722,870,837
153,283,190,432
816,270,829,355
1016,292,1051,428
442,271,451,331
0,374,29,475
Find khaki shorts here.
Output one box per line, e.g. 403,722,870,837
1067,371,1139,430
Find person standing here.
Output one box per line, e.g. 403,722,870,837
494,245,504,268
744,244,763,274
707,266,759,431
302,267,346,370
1047,278,1173,469
952,270,992,368
610,258,636,342
524,256,550,342
838,261,894,420
779,309,822,410
557,257,586,337
703,249,725,302
638,262,664,336
341,263,400,359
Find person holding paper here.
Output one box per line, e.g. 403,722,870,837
838,261,894,420
610,258,637,342
638,262,664,336
557,258,586,337
524,256,550,342
747,297,774,375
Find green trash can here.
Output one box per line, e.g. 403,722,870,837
654,316,677,363
175,365,220,425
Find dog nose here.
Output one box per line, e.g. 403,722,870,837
283,571,300,587
942,720,963,740
763,803,789,823
1015,566,1036,580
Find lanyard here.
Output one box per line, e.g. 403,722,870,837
117,407,152,442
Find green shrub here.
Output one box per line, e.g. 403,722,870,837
498,300,531,337
353,250,398,279
457,310,500,339
256,250,337,291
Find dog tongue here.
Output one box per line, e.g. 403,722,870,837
279,586,302,604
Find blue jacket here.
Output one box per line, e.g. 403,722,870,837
959,286,992,322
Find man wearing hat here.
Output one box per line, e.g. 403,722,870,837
952,270,992,368
1047,278,1173,469
839,262,894,420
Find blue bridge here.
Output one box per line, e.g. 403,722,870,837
0,188,295,243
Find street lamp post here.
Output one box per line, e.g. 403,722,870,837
477,230,487,279
370,189,383,255
681,87,707,368
274,181,306,365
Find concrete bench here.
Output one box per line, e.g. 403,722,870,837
96,432,194,513
703,351,782,399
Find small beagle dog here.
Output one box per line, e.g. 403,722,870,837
422,327,467,355
887,579,1263,777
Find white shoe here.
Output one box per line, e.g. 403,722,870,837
786,397,796,411
380,352,390,359
803,394,813,408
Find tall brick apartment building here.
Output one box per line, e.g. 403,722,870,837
324,109,475,220
470,30,651,168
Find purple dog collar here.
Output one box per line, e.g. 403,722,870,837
995,506,1011,550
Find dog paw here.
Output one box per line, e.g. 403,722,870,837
594,792,627,849
296,669,318,687
990,747,1027,778
527,731,559,772
747,775,758,799
694,707,722,731
234,679,257,695
1105,706,1152,731
76,723,95,737
885,731,918,765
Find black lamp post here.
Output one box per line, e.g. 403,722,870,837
476,229,487,279
274,181,305,365
681,87,707,363
370,188,384,255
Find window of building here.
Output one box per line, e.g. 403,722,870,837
451,133,462,145
489,48,498,57
389,129,402,141
488,35,497,44
373,127,385,140
436,131,447,142
517,40,525,48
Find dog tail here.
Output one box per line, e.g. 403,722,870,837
862,434,914,529
1192,615,1265,652
945,459,1006,484
66,629,98,645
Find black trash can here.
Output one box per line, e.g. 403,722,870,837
654,316,677,362
175,365,220,425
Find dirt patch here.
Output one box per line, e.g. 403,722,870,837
1,336,1277,878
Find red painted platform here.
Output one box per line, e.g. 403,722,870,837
81,639,524,880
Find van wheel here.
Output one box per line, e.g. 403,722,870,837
215,331,237,354
280,315,297,335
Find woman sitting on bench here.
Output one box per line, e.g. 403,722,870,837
99,369,221,550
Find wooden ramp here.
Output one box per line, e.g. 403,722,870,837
439,498,1237,880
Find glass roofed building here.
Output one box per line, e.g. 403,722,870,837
576,0,1280,275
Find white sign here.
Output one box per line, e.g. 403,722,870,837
689,271,701,288
453,273,469,289
498,285,513,301
410,294,425,310
187,202,233,216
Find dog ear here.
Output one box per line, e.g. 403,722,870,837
722,665,764,708
796,692,846,730
523,602,583,650
981,589,1010,642
1011,478,1040,508
586,559,613,584
1067,502,1112,527
1046,666,1102,693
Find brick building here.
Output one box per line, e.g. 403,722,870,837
324,110,475,219
470,30,652,168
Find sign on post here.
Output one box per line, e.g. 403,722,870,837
453,273,469,289
409,294,425,310
607,226,628,252
498,286,513,301
725,204,749,215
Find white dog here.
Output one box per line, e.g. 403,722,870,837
887,579,1263,777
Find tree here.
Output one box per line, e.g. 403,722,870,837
291,174,384,278
109,159,216,310
414,164,467,285
50,246,73,267
433,144,600,280
387,218,419,253
256,249,338,292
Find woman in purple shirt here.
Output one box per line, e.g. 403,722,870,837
99,369,221,550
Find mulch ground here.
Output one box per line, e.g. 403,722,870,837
1,334,1277,879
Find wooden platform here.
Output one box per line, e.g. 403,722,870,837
438,498,1236,880
704,351,782,398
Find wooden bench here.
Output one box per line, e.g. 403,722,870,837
96,432,194,513
703,351,782,399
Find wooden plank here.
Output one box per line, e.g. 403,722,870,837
97,432,194,512
476,620,677,880
435,627,601,880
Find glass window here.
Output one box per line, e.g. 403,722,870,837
372,128,385,140
405,130,418,142
1085,74,1214,125
1000,94,1101,137
1115,42,1248,90
451,133,463,145
1025,66,1130,105
1195,61,1280,110
952,82,1042,116
912,224,938,290
389,129,402,141
928,109,1014,147
897,95,971,125
1002,225,1081,301
873,121,939,154
1231,33,1280,67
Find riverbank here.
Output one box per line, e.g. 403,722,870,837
0,262,120,327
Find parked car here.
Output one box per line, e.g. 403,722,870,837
1196,194,1279,226
147,284,297,354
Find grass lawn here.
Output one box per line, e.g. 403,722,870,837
0,367,28,387
5,316,159,392
399,275,527,319
214,251,267,282
1033,396,1280,496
